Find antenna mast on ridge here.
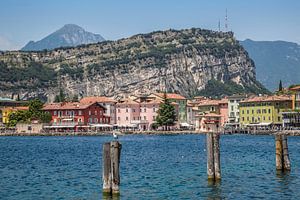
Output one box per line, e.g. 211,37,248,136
225,9,228,32
218,19,221,32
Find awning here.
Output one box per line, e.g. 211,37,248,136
180,122,193,127
62,118,73,121
44,125,75,128
91,124,113,128
246,122,272,126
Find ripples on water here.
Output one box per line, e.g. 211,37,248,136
0,135,299,199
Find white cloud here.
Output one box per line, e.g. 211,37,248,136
0,36,21,51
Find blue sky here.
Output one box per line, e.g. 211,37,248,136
0,0,299,50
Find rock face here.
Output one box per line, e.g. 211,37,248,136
0,28,267,101
21,24,105,51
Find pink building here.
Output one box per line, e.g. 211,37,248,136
116,98,141,129
140,99,161,130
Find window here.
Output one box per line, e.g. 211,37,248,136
242,110,244,114
54,111,57,116
263,116,265,121
153,108,155,112
89,111,91,115
95,111,97,115
231,106,234,110
242,117,244,121
133,117,136,120
268,109,271,114
153,116,155,120
144,116,146,120
252,110,254,114
89,118,92,123
126,109,128,113
78,110,82,115
144,108,146,112
278,116,281,121
118,109,120,113
118,117,120,121
126,117,128,121
247,110,249,114
94,118,98,123
133,109,135,112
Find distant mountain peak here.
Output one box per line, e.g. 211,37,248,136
21,24,105,51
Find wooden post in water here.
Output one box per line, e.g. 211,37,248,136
275,135,283,171
282,135,291,171
206,132,215,180
103,142,112,194
213,133,221,180
110,141,122,195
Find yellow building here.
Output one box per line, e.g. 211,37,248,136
1,107,29,124
239,95,292,127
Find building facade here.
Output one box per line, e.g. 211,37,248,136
148,93,187,123
227,95,247,127
43,102,110,130
239,95,292,127
80,96,117,125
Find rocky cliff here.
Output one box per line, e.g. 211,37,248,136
0,28,268,101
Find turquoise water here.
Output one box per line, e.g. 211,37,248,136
0,135,299,199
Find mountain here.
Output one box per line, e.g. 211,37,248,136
0,28,268,101
21,24,105,51
240,39,300,91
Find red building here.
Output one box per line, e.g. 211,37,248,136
43,102,110,131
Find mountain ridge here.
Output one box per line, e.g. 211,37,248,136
240,39,300,91
0,28,268,101
21,24,105,51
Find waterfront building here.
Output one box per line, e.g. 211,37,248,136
148,93,187,123
186,100,198,128
116,98,141,130
239,95,292,128
282,86,300,127
43,102,110,130
227,94,247,127
0,97,28,125
1,106,29,124
139,99,161,130
195,98,228,128
80,96,117,125
290,85,300,110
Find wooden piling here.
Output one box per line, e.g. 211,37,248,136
282,135,291,171
206,132,215,180
102,142,112,194
213,133,221,180
275,135,283,171
110,141,122,195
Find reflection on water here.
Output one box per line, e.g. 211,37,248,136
103,194,120,200
207,180,222,200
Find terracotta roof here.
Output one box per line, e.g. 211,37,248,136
2,106,29,111
80,96,117,104
154,93,186,100
140,99,162,105
43,102,102,110
117,98,139,105
289,85,300,91
240,95,292,103
197,99,228,106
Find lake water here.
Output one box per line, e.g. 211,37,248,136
0,135,299,199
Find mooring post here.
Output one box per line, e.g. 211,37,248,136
110,141,122,195
103,142,112,194
275,135,283,171
282,135,291,171
213,133,221,180
206,132,215,180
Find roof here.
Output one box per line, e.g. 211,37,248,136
2,106,29,111
80,96,117,104
117,98,139,105
197,99,228,106
43,102,105,110
140,99,162,105
240,95,292,103
154,93,186,100
289,85,300,91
